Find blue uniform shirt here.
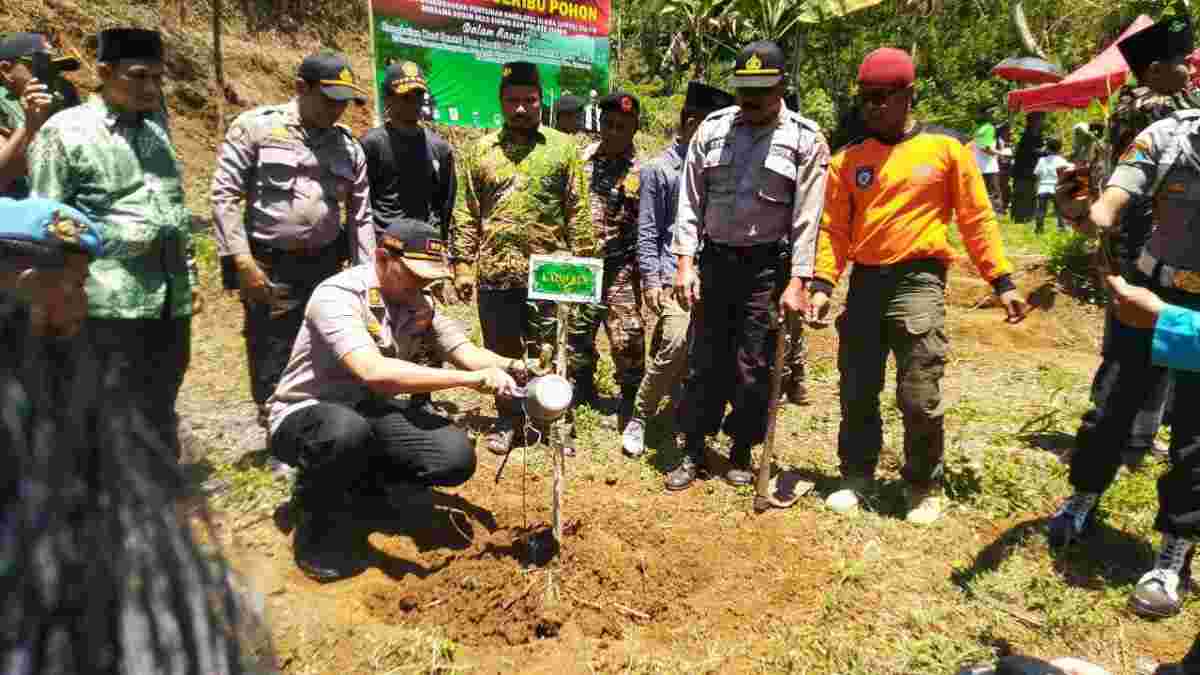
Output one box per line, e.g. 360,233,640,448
1153,304,1200,372
637,139,686,289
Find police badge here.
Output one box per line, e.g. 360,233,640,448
855,166,875,189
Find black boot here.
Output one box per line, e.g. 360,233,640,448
724,442,754,487
665,435,707,492
617,383,639,435
292,502,366,582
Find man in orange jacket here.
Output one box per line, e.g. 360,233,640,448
808,48,1027,524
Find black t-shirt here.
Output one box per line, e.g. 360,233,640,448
359,125,456,240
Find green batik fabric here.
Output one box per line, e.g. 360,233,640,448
28,95,195,319
0,86,29,199
452,125,595,290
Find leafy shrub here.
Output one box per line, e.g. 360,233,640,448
1042,229,1104,304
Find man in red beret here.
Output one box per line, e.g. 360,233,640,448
808,47,1026,524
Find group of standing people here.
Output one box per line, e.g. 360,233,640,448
2,18,1199,674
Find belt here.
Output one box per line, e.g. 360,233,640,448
1136,250,1200,294
851,258,946,278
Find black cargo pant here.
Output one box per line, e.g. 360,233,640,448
271,397,476,511
836,259,948,486
476,287,558,419
243,241,344,424
1069,269,1200,539
676,241,787,450
86,313,191,459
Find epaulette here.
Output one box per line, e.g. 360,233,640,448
783,109,821,133
706,105,739,120
1172,109,1200,121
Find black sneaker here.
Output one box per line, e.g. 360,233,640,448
1047,495,1097,549
724,443,754,487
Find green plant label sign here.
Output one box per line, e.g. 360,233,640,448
528,255,603,303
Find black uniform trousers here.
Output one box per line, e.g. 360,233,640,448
835,260,948,486
85,311,191,460
1069,268,1200,539
242,240,344,420
676,241,787,450
271,397,476,510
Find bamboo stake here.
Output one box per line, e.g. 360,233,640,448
551,301,568,544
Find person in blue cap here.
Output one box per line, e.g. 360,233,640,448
0,196,103,339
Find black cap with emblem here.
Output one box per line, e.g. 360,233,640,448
298,52,368,104
383,60,428,96
731,40,786,89
377,217,452,281
684,81,734,113
500,61,541,91
597,90,639,117
96,28,163,63
1118,13,1194,76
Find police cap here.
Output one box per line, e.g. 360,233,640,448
377,217,451,281
298,52,368,103
96,28,163,63
383,60,428,96
684,81,734,112
1118,14,1195,76
731,40,786,89
501,61,541,89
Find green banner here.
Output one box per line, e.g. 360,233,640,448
527,255,604,304
370,0,610,128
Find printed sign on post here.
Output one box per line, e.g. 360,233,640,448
527,255,603,304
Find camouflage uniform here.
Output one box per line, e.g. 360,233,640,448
567,142,645,406
452,125,593,419
29,94,195,456
1078,84,1200,460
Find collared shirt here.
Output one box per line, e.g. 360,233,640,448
1152,303,1200,372
582,141,640,262
28,95,195,319
672,104,830,278
0,86,30,199
210,100,375,263
359,124,456,240
637,139,686,289
452,125,593,290
815,124,1014,292
1108,113,1200,272
267,264,470,432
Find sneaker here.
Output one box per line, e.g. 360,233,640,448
786,380,809,406
1047,493,1098,549
665,454,703,492
1130,536,1194,618
724,443,754,487
621,418,646,458
905,483,945,525
825,476,870,513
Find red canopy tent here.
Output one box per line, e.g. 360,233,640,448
1008,15,1152,112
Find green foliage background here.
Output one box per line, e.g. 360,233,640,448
609,0,1187,140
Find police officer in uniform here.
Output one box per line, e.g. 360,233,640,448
211,52,376,430
620,81,733,458
267,219,525,581
666,41,829,491
1075,14,1200,470
1053,14,1200,619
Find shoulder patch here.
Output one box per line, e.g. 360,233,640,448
367,287,384,308
854,166,876,189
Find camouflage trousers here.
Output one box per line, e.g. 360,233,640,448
567,257,646,394
633,293,690,420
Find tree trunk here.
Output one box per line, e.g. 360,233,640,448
214,0,227,136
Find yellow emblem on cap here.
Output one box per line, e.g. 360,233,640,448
339,67,353,84
745,52,763,72
503,66,513,78
402,62,419,77
46,212,83,244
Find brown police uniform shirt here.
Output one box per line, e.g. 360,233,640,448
210,100,376,262
267,264,469,432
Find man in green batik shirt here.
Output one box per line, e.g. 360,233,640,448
28,28,199,459
452,60,594,455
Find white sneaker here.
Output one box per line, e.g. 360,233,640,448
825,477,869,513
621,418,646,457
905,484,945,525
